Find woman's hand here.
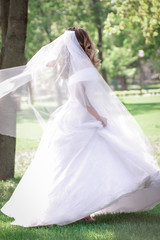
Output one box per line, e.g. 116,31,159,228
101,117,107,127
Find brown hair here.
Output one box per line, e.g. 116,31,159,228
68,27,101,68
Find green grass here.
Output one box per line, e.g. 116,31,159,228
0,95,160,240
121,95,160,136
0,208,160,240
120,95,160,164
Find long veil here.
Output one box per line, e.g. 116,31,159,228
0,30,159,168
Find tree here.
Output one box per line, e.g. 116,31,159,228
104,0,160,44
90,0,110,82
104,46,137,90
0,0,28,180
26,0,93,59
100,0,160,88
26,0,110,82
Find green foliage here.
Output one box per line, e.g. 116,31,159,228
26,0,109,59
26,0,94,59
104,0,160,44
103,46,137,80
103,18,160,85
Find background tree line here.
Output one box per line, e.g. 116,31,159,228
26,0,160,90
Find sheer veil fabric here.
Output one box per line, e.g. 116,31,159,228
0,30,160,227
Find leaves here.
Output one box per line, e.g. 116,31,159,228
22,0,160,87
103,0,160,43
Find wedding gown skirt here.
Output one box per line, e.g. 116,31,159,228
1,99,160,227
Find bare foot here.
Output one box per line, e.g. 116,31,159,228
84,215,96,222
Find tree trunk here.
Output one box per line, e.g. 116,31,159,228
0,134,16,180
120,76,127,90
97,25,107,82
113,76,119,90
0,0,28,180
0,0,10,67
92,0,108,82
1,0,28,68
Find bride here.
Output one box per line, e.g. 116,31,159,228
1,27,160,227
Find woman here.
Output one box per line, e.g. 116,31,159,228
1,27,160,227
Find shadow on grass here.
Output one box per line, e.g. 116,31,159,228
123,102,160,116
93,208,160,225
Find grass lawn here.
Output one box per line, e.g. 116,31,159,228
0,95,160,240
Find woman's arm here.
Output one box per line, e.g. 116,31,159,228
75,81,107,127
84,85,107,127
86,102,107,127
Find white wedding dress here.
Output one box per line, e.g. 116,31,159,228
1,69,160,227
1,30,160,227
